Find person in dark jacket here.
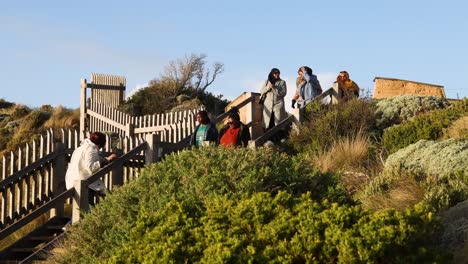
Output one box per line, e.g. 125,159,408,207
219,108,251,147
190,110,218,147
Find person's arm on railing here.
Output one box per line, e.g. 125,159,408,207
99,153,118,168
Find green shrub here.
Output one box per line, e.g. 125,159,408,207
56,147,348,262
110,192,447,263
290,99,378,154
363,139,468,211
375,95,450,129
383,99,468,153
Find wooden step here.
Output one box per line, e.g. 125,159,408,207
46,225,64,230
27,236,55,241
10,247,36,253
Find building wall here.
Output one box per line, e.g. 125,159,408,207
373,78,445,99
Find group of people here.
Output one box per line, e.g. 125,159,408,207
191,67,360,147
66,68,360,206
259,67,360,142
190,108,251,148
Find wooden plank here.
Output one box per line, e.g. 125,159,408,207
0,150,64,190
214,95,254,124
253,114,295,147
87,109,127,131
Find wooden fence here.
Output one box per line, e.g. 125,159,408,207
0,129,151,240
80,73,201,141
87,101,201,141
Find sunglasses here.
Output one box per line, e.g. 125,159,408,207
227,121,233,125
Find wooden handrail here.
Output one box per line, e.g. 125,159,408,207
315,87,337,101
0,189,74,240
213,95,255,124
84,142,147,186
252,114,295,147
0,149,65,190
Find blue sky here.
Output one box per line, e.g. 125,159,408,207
1,0,467,109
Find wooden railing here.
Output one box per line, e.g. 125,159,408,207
249,114,295,148
0,130,147,240
87,101,201,140
81,73,201,141
71,140,147,223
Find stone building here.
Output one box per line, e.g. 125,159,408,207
373,77,446,99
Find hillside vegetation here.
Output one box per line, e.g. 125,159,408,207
51,96,467,263
0,99,79,157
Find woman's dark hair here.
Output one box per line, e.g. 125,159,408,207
298,66,312,75
268,68,280,84
227,107,240,121
197,110,210,124
89,132,106,148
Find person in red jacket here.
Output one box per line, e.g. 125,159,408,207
219,107,251,147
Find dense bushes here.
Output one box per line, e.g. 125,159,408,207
383,99,468,153
289,99,378,154
57,147,348,262
53,97,466,263
375,95,450,129
362,139,468,210
111,192,446,263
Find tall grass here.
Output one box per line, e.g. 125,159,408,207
443,116,468,139
313,132,370,174
359,174,425,211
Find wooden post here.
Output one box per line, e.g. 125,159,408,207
292,108,301,133
126,123,134,138
111,149,124,187
331,82,340,104
50,143,65,218
248,140,258,150
145,134,161,164
80,78,87,140
72,180,88,224
245,93,255,139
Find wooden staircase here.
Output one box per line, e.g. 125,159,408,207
0,216,70,263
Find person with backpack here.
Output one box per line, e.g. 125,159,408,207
292,66,322,109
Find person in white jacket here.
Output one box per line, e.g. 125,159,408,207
65,132,117,205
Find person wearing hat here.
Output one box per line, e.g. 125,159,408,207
65,132,118,205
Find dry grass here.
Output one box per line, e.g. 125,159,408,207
43,106,80,131
360,175,425,211
313,132,370,174
443,116,468,139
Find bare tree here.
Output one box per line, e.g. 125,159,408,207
123,53,227,115
159,53,224,97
